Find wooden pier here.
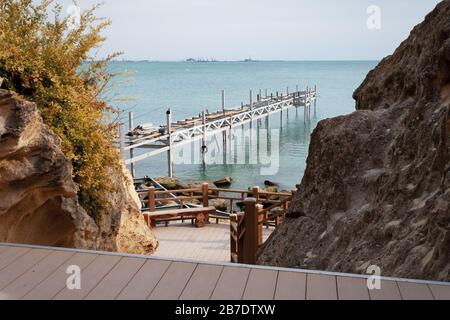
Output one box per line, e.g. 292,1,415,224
119,86,317,177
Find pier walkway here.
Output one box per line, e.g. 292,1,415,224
119,87,317,176
1,243,449,300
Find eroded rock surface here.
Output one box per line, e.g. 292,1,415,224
0,90,158,254
259,1,450,281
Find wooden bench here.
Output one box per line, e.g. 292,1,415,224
144,206,216,228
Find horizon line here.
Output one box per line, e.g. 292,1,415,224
107,59,381,63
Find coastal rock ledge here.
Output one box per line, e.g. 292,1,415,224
259,1,450,281
0,89,158,254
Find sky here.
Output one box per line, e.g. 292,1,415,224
55,0,442,61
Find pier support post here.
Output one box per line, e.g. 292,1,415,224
166,109,173,177
228,115,233,161
201,110,207,166
280,108,283,128
128,112,135,177
243,198,259,264
222,90,225,115
314,85,317,116
265,89,268,98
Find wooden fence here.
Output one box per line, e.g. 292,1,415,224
137,183,293,228
137,183,294,264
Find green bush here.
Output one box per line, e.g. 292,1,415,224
0,0,121,223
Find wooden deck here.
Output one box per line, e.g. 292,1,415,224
0,243,449,300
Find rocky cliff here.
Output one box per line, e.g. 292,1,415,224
259,1,450,281
0,89,158,254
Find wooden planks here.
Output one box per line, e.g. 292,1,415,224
368,280,402,300
337,277,369,300
117,259,171,300
1,250,74,300
274,272,306,300
397,281,434,300
148,262,196,300
242,269,278,300
0,247,31,271
53,255,121,300
2,244,450,301
211,267,250,300
0,249,51,292
306,274,338,300
179,264,223,300
23,252,97,300
429,284,450,300
85,257,145,300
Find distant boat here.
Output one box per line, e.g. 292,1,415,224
185,58,218,63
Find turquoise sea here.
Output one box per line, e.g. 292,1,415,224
109,61,377,190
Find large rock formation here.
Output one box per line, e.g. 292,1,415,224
259,1,450,281
0,89,158,254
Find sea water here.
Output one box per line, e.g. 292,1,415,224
108,61,377,190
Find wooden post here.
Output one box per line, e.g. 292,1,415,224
296,85,299,92
119,123,125,160
230,212,245,263
166,109,173,177
287,86,289,95
148,186,156,212
222,90,225,115
252,186,260,204
259,89,262,101
265,89,268,98
249,90,253,111
243,198,258,264
128,112,135,177
256,204,264,246
202,182,210,223
230,214,237,262
202,182,209,207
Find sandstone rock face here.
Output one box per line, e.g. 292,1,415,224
259,1,450,281
96,164,158,255
0,90,98,248
0,89,158,254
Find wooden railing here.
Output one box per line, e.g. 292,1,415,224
137,183,295,263
230,198,266,264
137,183,293,227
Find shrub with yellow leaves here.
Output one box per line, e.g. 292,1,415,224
0,0,123,223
